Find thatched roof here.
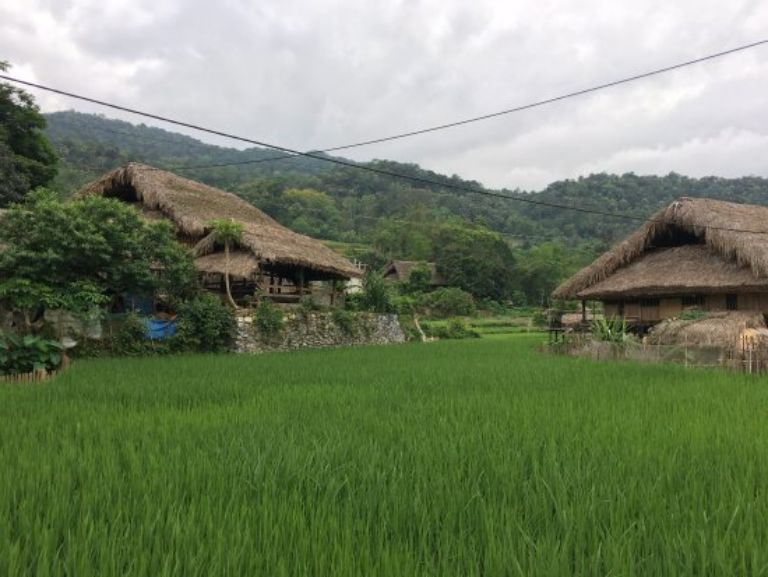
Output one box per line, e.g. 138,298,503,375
382,260,445,285
554,197,768,300
648,311,766,347
579,245,768,298
194,251,260,279
77,163,360,279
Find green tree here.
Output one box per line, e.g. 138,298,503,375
360,271,394,313
433,225,517,301
0,61,58,206
208,219,245,308
405,263,432,294
282,188,342,239
0,190,197,326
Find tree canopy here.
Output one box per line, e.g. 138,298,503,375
0,62,58,206
0,190,197,317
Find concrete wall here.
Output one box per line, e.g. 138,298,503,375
235,311,406,353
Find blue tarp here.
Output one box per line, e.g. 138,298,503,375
144,318,177,340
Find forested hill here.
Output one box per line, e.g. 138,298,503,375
45,110,768,249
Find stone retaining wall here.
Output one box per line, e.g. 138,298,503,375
235,311,406,353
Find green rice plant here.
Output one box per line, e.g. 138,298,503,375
2,337,768,575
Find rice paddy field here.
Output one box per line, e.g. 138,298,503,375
3,335,768,576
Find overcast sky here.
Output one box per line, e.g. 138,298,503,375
2,0,768,190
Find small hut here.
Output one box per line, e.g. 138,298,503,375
553,197,768,328
77,163,361,305
382,260,445,287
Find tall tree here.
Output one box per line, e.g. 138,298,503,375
0,62,58,206
208,219,245,308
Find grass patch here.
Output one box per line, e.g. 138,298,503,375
2,337,768,575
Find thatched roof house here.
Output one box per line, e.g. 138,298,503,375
77,163,360,302
553,197,768,323
382,260,445,287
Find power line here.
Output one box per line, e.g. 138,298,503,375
129,38,768,171
30,38,768,173
4,60,768,234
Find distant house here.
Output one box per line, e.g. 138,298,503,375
382,260,445,288
553,197,768,326
77,163,361,305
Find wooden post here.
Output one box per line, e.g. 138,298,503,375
581,300,587,323
298,268,305,298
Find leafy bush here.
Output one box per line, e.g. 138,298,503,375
332,309,357,335
397,314,423,342
477,298,509,315
112,313,152,356
423,288,476,318
427,319,480,340
390,294,417,315
0,333,63,375
359,272,394,313
175,294,236,353
592,317,633,344
404,264,431,294
255,299,284,338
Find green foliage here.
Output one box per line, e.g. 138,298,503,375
0,61,58,206
44,110,768,310
390,294,418,315
0,191,197,322
404,263,431,294
425,318,481,340
531,309,549,327
331,308,357,335
175,294,236,353
359,272,394,313
255,299,284,338
433,224,517,300
298,296,322,318
0,332,63,375
422,287,476,318
5,337,768,574
592,317,633,343
679,308,708,321
208,219,244,245
112,313,153,356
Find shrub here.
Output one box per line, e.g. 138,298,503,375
397,314,423,342
255,299,284,338
427,319,480,340
591,317,633,344
360,272,394,313
176,294,236,353
113,313,152,356
0,332,63,375
423,288,476,318
332,308,357,335
390,294,417,315
404,264,431,294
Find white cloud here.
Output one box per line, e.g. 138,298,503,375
2,0,768,189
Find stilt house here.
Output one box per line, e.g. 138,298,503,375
553,197,768,328
77,163,360,305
